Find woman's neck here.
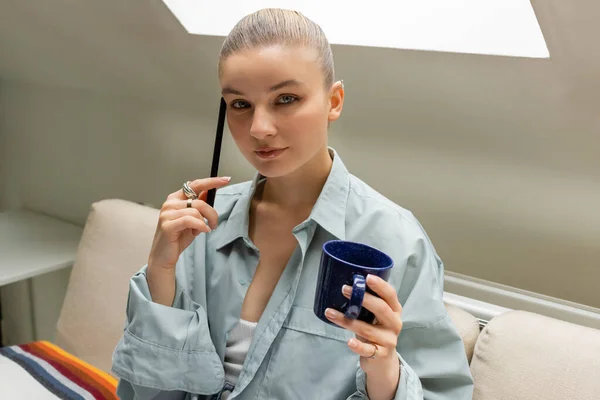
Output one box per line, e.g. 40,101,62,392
259,146,333,213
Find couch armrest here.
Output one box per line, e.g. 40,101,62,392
471,310,600,400
445,303,480,363
55,199,159,375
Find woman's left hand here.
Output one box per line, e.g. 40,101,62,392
324,274,403,374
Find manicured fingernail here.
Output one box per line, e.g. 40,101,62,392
342,285,352,296
325,308,336,320
367,274,376,284
220,176,231,182
348,338,358,348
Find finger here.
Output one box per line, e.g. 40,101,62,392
197,190,208,202
366,275,403,314
347,338,389,359
161,199,219,230
190,200,219,229
167,177,231,201
161,207,207,229
162,215,210,235
189,176,232,194
167,177,232,201
342,285,401,334
324,308,397,349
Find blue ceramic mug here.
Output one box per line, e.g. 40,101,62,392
313,240,394,326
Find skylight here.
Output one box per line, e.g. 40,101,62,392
162,0,549,58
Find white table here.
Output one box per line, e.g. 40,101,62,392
0,211,83,287
0,210,83,344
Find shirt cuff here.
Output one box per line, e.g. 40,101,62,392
352,352,423,400
112,271,224,394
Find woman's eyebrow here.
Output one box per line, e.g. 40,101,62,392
221,87,244,96
221,79,303,96
269,79,303,92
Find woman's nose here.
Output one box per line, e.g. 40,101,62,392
249,107,276,139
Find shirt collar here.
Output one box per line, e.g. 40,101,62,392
215,147,349,250
307,148,349,240
214,174,264,250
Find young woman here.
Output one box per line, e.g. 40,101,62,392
112,8,473,400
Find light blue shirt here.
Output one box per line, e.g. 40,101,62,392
112,148,474,400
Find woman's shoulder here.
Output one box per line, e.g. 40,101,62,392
344,174,439,264
346,174,422,233
345,174,444,299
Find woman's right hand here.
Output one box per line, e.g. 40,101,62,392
148,177,232,271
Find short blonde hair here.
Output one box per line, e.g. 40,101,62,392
219,8,335,88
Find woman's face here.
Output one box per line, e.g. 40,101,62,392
219,45,343,178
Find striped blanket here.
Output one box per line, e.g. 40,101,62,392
0,341,118,399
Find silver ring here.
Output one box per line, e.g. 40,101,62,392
182,181,198,200
368,344,378,359
187,198,193,208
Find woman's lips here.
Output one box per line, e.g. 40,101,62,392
254,148,287,159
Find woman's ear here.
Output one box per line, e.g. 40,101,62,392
328,80,345,123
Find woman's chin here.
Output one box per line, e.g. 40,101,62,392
254,164,291,179
244,152,292,178
253,160,299,179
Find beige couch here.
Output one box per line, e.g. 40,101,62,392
55,199,600,399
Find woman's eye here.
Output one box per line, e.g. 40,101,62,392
277,95,297,105
231,100,250,109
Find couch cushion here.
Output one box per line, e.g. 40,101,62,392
445,303,480,363
471,310,600,400
55,199,159,375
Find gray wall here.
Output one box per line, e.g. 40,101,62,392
0,80,7,211
1,79,599,312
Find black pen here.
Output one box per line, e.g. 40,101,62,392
206,97,227,207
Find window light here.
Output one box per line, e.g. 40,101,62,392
162,0,549,58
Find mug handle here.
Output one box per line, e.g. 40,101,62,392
344,274,366,319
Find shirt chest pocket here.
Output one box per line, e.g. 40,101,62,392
282,305,354,342
260,306,358,399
